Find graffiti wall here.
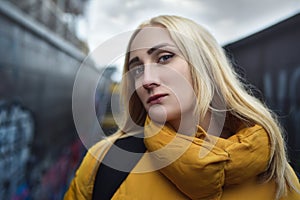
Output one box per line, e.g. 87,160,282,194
0,2,92,199
0,101,34,199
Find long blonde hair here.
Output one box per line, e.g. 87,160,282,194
118,15,297,199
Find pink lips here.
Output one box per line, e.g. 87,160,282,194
147,94,168,105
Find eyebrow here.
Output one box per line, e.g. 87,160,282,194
147,43,172,55
128,43,175,68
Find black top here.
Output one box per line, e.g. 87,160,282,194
92,133,146,200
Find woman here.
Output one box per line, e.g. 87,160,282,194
64,15,300,200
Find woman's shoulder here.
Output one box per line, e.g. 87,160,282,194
89,132,123,157
226,123,268,143
64,131,124,199
85,131,124,175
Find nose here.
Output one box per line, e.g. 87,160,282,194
142,64,160,91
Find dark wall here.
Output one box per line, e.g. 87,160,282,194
0,8,78,155
225,13,300,175
0,2,93,198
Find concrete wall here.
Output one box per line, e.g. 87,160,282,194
0,1,93,198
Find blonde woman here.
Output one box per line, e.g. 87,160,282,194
64,15,300,200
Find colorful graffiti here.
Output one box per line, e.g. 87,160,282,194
0,101,34,199
0,100,86,199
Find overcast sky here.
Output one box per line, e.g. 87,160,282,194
76,0,300,72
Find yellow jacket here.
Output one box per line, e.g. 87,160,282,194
64,123,300,200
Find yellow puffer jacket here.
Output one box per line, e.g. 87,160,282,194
64,122,300,200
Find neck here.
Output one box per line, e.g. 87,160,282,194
167,111,211,136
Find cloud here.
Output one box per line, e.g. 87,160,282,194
85,0,211,49
82,0,300,64
193,0,300,43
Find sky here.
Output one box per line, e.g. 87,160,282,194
76,0,300,73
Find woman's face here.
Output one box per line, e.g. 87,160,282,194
128,26,196,130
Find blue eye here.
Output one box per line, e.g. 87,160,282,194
130,65,144,78
158,54,174,63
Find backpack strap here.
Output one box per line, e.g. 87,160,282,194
92,133,146,200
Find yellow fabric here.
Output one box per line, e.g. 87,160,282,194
64,120,300,200
64,133,121,199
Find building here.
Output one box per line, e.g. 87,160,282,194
225,13,300,175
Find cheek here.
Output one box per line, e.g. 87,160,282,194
174,87,194,110
135,85,148,109
135,85,142,101
167,72,195,111
134,79,141,95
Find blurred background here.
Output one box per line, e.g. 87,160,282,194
0,0,299,199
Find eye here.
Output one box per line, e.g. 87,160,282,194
130,65,144,79
158,53,174,63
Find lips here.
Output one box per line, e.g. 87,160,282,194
147,94,168,104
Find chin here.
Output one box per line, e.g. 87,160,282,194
148,105,168,125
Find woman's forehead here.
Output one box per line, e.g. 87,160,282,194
130,26,175,52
